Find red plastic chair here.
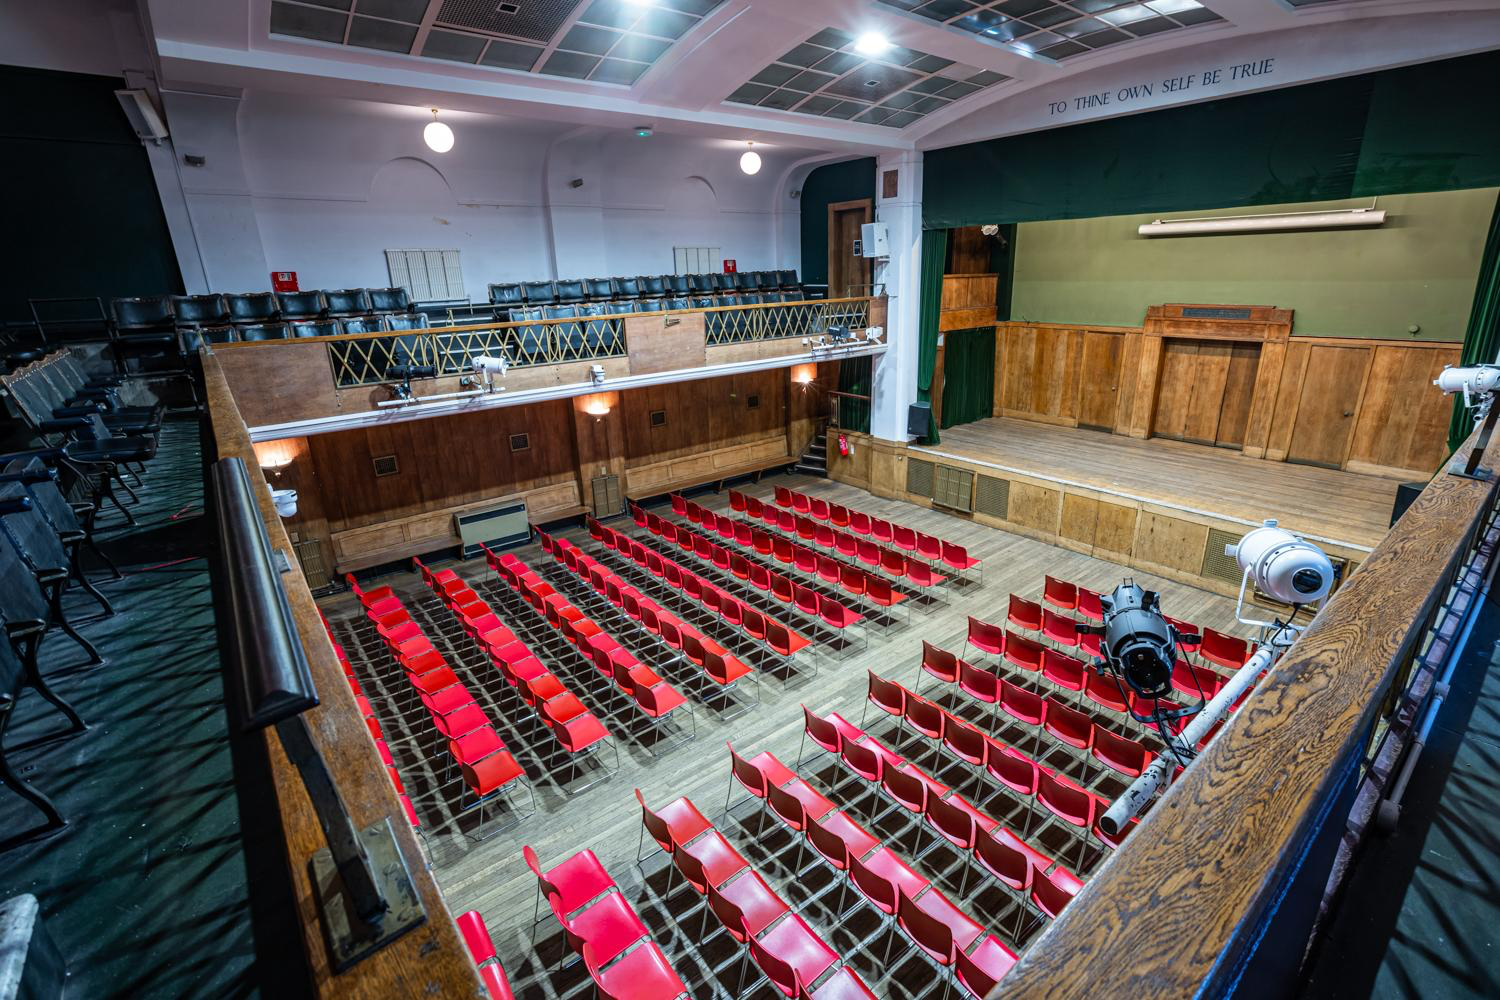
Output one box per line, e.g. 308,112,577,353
456,909,498,966
955,936,1019,998
898,884,982,980
893,525,919,554
916,640,960,695
1173,660,1227,700
848,511,872,535
816,554,841,585
746,496,765,521
1201,627,1251,669
792,492,812,515
796,705,861,767
966,616,1005,657
725,742,791,830
805,809,880,899
796,966,876,1000
849,847,928,953
857,539,882,569
709,869,788,951
839,563,867,599
957,657,1000,711
479,963,515,1000
835,531,859,560
1006,594,1043,633
810,497,830,521
861,670,906,731
796,517,818,543
1092,724,1152,777
1042,608,1079,649
1042,696,1094,752
1004,631,1045,673
916,532,942,564
522,845,616,935
819,595,865,655
582,939,686,1000
1041,649,1086,695
748,913,837,999
829,504,850,529
1036,770,1096,865
941,541,982,583
1075,586,1103,623
998,679,1044,727
902,693,946,756
775,485,794,507
940,713,988,774
634,787,712,864
1043,575,1078,611
1084,669,1130,713
1030,862,1083,919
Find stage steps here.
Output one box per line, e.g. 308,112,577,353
792,434,827,477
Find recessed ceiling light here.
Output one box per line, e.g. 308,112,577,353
854,32,891,57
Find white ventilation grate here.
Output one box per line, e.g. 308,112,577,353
385,249,465,303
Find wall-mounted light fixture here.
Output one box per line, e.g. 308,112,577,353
791,363,817,385
254,438,300,478
581,393,615,418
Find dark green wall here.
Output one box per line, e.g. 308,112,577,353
1,65,182,324
799,158,875,287
924,50,1500,230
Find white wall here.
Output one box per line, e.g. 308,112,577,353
165,91,806,295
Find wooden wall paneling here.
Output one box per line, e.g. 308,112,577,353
1128,333,1164,438
1077,331,1124,431
1094,500,1139,557
1287,345,1373,468
1264,340,1312,462
213,341,343,428
932,342,946,430
1008,480,1062,535
1347,343,1462,477
1133,508,1211,576
1242,339,1288,459
946,227,992,274
1058,492,1099,553
627,313,706,375
1218,342,1262,449
1114,331,1143,435
1152,340,1199,442
1000,325,1035,416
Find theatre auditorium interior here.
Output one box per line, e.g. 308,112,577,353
5,2,1500,1000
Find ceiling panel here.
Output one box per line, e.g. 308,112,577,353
268,0,725,86
878,0,1228,60
725,28,1010,129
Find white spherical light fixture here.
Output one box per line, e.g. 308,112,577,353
739,142,761,176
423,109,454,153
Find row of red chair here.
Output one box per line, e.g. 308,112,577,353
393,564,537,838
580,518,825,660
756,486,984,583
454,910,515,1000
487,548,690,760
542,532,754,720
684,495,951,600
636,782,873,999
323,591,422,832
634,505,896,645
786,707,1087,961
860,671,1137,869
524,845,689,998
724,741,1017,999
915,641,1160,778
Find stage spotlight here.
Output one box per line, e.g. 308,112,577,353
1435,364,1500,409
1087,582,1197,705
470,353,509,391
1226,520,1334,606
386,348,435,402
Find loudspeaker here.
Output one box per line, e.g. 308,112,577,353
907,402,931,438
1390,481,1425,526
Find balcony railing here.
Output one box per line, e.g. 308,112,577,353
702,296,871,347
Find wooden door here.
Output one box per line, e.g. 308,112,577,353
828,199,872,298
1152,339,1261,449
1077,331,1124,431
1287,345,1372,468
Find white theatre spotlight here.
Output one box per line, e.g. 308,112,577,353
1226,520,1335,607
854,32,891,56
739,142,761,176
423,109,454,153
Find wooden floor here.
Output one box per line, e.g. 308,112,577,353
925,417,1403,550
321,472,1245,999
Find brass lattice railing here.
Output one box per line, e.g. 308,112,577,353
703,297,870,347
326,313,628,388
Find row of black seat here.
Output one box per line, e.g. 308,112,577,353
1,349,162,840
179,314,432,351
111,288,417,335
488,269,801,308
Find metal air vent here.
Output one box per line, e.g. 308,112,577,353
1201,528,1244,584
435,0,575,44
975,475,1009,520
932,465,974,513
591,475,623,518
906,458,934,498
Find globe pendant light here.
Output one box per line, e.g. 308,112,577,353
424,108,454,153
739,141,761,175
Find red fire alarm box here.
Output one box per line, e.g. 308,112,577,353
722,259,737,273
271,271,299,292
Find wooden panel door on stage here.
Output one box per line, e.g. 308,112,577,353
828,199,872,297
1152,339,1261,448
1077,331,1124,431
1287,345,1372,468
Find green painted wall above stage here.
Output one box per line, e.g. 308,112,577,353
1010,188,1498,341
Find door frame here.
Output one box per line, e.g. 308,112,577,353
827,198,873,298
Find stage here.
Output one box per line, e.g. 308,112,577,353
831,417,1405,595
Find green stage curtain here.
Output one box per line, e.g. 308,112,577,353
837,355,872,433
916,228,949,444
1450,191,1500,451
940,327,996,430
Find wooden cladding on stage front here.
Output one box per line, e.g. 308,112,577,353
997,305,1458,479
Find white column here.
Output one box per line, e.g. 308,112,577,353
869,149,923,442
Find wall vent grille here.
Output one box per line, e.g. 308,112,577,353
294,539,330,590
385,248,464,303
1201,528,1243,583
975,475,1010,520
907,458,934,498
932,464,974,513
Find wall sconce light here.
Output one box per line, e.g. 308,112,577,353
254,439,299,478
582,393,613,418
792,363,817,385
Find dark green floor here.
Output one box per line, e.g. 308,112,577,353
0,417,308,999
1303,594,1500,999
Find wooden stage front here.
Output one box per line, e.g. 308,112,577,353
830,417,1404,596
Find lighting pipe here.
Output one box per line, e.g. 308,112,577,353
1138,208,1386,237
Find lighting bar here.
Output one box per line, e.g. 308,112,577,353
1137,208,1386,237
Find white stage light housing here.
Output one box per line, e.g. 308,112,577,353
1226,520,1334,605
1435,365,1500,400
